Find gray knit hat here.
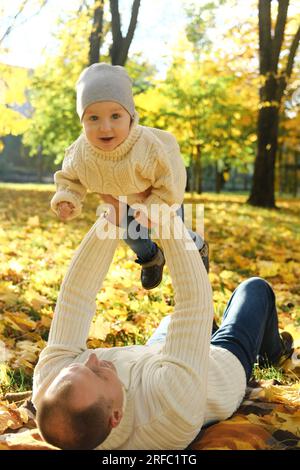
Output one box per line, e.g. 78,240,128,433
76,63,135,121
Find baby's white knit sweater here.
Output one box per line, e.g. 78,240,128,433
32,215,246,450
51,115,187,221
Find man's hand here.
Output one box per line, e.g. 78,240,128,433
57,201,75,221
134,209,154,229
100,189,155,229
100,194,127,226
133,186,152,200
133,187,155,229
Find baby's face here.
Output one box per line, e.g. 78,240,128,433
82,101,131,151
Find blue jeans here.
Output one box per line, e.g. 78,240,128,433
146,277,283,382
122,204,204,263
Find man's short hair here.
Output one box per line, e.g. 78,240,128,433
37,382,112,450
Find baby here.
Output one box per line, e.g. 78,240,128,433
51,63,208,289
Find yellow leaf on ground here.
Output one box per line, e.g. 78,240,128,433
4,312,36,331
8,260,24,273
0,282,19,306
264,383,300,406
26,216,40,227
191,415,274,450
0,402,29,434
0,364,10,387
23,291,51,311
0,429,57,450
89,316,111,341
257,261,281,278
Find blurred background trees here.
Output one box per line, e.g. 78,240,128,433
0,0,299,202
248,0,300,207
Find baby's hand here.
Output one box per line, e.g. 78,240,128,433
57,201,75,221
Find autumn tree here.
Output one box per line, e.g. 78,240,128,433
133,1,258,194
22,9,91,162
177,0,257,192
277,74,300,195
135,36,257,194
0,1,48,151
0,64,30,152
22,0,144,162
248,0,300,207
88,0,105,65
88,0,141,66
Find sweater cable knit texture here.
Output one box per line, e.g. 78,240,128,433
50,114,187,223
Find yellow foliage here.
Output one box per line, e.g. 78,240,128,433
0,64,30,138
0,364,10,387
0,402,29,434
4,312,36,331
89,316,111,341
0,187,299,404
191,415,274,450
264,383,300,406
257,261,281,278
0,282,19,307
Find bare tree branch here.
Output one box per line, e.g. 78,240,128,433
125,0,141,45
77,0,90,14
109,0,141,65
109,0,122,44
258,0,272,74
0,0,48,45
285,23,300,78
0,0,29,44
272,0,289,72
88,0,105,65
278,23,300,100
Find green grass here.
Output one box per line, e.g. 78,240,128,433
1,367,33,395
252,364,288,384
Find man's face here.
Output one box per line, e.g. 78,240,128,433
82,101,131,151
46,353,124,415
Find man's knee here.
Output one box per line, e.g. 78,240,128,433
240,277,274,301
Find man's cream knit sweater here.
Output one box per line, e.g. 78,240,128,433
51,115,187,221
32,215,246,450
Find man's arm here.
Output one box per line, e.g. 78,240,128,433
32,215,124,406
144,215,214,446
160,216,213,365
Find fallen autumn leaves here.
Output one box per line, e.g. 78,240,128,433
0,184,299,449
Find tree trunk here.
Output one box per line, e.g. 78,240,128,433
293,151,299,197
37,145,43,183
284,160,288,194
88,0,104,65
109,0,141,65
278,143,283,194
195,144,202,194
215,163,222,193
248,0,300,208
248,87,279,207
189,146,196,193
231,167,236,191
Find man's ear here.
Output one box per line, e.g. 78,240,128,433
109,409,123,429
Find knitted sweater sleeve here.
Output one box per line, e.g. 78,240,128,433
132,217,214,448
50,142,87,220
32,216,121,406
